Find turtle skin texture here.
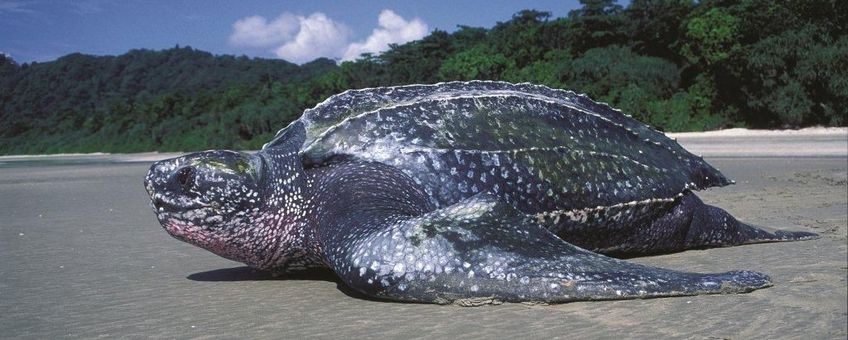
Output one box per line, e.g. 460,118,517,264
145,81,816,305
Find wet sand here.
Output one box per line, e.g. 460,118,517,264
1,133,846,339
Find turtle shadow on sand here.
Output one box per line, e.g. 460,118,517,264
187,267,380,301
188,267,338,282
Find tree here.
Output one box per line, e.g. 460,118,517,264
566,45,679,99
626,0,694,62
380,30,453,84
680,8,742,66
489,10,551,68
502,49,573,89
438,45,514,81
742,26,847,126
566,0,629,54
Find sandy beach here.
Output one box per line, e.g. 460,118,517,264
1,129,846,339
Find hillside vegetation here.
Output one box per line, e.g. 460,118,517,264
1,0,845,154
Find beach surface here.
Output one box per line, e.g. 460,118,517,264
1,129,846,339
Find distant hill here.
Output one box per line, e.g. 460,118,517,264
0,48,338,153
1,0,844,155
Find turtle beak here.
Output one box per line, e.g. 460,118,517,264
144,159,169,199
144,157,176,212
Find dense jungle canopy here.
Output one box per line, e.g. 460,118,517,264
1,0,845,154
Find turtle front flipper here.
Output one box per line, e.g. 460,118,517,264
321,193,772,305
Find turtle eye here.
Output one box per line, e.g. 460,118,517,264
175,166,196,192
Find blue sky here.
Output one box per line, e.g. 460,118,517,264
0,0,587,64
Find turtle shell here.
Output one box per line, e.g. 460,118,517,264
266,81,730,215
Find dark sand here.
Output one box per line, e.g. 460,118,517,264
1,132,846,339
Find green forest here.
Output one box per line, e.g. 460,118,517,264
1,0,845,155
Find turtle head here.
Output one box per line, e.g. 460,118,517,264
144,122,309,268
144,150,267,262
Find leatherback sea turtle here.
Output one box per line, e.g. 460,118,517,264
144,81,815,305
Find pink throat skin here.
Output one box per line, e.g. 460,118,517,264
157,190,326,273
162,218,241,262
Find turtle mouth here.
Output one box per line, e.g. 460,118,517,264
149,195,222,240
155,208,222,236
159,215,229,250
149,192,214,213
159,215,196,238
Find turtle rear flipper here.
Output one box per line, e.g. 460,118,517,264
544,191,819,256
684,194,819,248
321,193,772,304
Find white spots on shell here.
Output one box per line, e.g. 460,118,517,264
392,263,405,277
297,81,720,223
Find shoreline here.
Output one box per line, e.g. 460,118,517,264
0,127,846,163
666,126,847,138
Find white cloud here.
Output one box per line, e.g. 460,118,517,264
0,1,35,14
70,0,108,15
274,13,352,64
342,10,428,61
0,1,110,16
228,10,428,64
229,13,300,48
